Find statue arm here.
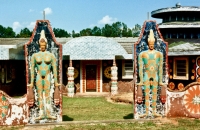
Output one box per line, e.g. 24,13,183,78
159,52,164,85
29,54,35,88
52,54,59,87
137,53,144,85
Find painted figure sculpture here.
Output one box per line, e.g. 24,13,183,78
27,30,60,120
137,29,165,118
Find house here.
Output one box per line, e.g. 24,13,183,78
0,30,137,96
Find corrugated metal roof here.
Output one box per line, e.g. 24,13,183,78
169,42,200,56
63,36,130,60
0,47,9,60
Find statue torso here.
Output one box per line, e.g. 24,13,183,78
33,51,52,77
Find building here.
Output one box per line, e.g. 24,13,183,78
0,36,137,96
151,3,200,118
151,3,200,91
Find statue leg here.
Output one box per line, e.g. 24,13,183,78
35,79,45,120
152,81,161,117
43,78,56,120
139,80,150,118
144,84,150,116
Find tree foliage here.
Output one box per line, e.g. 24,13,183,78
72,30,80,38
16,28,32,38
132,24,141,37
0,25,16,38
53,28,71,38
0,21,141,38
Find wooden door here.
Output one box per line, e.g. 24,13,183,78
86,65,96,92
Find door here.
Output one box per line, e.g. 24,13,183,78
86,65,96,92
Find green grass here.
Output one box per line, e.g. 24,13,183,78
62,96,133,121
2,97,200,130
50,119,200,130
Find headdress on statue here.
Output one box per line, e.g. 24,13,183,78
148,29,155,43
39,30,47,43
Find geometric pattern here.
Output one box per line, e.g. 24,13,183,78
183,85,200,114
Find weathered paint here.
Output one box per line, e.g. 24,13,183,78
166,82,200,118
0,91,27,125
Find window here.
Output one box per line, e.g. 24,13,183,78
122,60,133,79
173,57,188,80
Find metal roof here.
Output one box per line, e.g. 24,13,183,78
63,36,131,60
169,42,200,56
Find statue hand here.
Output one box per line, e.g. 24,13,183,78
159,82,167,87
136,82,143,86
54,86,60,106
55,83,61,87
27,83,33,88
136,84,143,104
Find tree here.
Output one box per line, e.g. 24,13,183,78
102,24,112,37
0,25,5,37
91,26,101,36
80,28,92,36
132,24,141,37
0,25,16,38
53,28,70,38
111,22,122,37
16,28,32,38
72,30,80,38
4,27,15,38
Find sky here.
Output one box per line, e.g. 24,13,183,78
1,0,200,34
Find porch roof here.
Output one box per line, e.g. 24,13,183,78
167,39,200,56
63,36,131,60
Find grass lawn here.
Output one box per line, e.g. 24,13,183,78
2,96,200,130
52,119,200,130
62,96,133,121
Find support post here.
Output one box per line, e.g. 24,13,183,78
67,60,75,97
111,58,118,96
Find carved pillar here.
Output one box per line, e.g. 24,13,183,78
67,60,75,97
111,59,118,95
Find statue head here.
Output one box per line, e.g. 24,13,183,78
39,30,47,52
147,29,155,50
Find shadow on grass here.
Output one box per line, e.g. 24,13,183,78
123,113,133,119
62,115,74,121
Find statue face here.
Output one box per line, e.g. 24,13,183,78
147,29,155,50
39,39,47,52
148,39,155,50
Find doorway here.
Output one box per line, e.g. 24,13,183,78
86,65,96,92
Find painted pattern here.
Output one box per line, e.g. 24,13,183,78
183,85,200,114
0,93,9,118
30,51,58,120
137,49,164,117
